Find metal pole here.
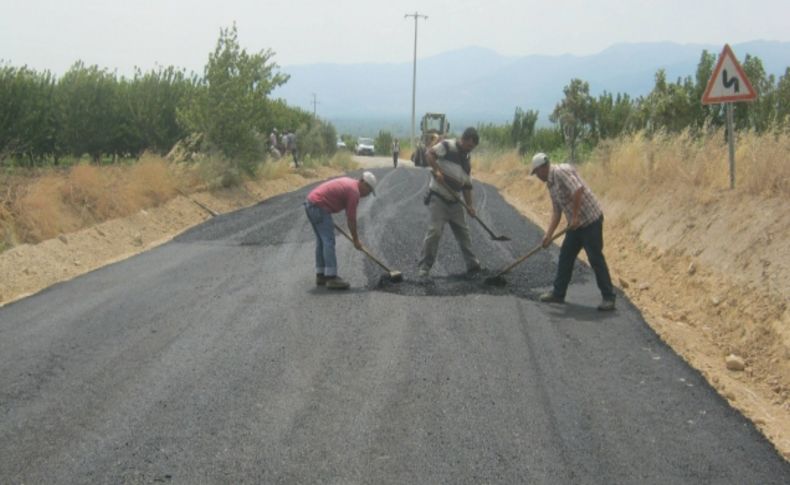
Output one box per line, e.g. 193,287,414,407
405,12,427,153
411,16,417,151
726,103,735,189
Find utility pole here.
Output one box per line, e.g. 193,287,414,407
405,12,427,152
311,93,318,118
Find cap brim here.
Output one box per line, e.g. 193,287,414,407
531,162,547,175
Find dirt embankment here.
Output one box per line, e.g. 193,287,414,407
476,158,790,461
0,166,342,307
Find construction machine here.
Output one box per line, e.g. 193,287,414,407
411,112,450,167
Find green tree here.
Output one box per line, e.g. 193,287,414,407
122,66,194,156
693,50,723,129
739,54,775,132
530,127,565,155
296,118,337,159
593,91,636,140
776,68,790,125
0,65,58,165
476,122,511,150
179,23,289,170
263,98,311,138
550,78,594,161
511,107,539,153
639,69,696,134
56,62,119,163
374,130,393,155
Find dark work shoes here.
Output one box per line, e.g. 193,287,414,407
538,292,565,304
597,299,616,311
325,276,350,290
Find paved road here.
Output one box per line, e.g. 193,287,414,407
1,167,788,484
352,153,414,170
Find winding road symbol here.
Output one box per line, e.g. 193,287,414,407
702,44,756,104
722,69,739,93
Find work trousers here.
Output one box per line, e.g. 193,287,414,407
418,197,480,272
553,216,615,301
304,201,337,276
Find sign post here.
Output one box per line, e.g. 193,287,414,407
701,44,758,189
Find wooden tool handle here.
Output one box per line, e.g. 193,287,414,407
333,224,393,272
494,227,569,277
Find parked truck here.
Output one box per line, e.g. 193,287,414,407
411,112,450,167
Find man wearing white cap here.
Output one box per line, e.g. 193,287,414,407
304,172,377,289
530,153,615,311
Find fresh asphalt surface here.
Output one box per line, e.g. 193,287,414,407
1,164,789,484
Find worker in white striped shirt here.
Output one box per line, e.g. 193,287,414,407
530,152,616,311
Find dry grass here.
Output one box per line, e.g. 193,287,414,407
0,150,358,251
474,150,524,173
583,129,790,200
258,159,293,180
3,155,180,246
326,151,357,171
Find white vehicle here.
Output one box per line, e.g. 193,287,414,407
336,138,347,149
355,137,375,156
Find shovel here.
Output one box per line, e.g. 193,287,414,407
485,227,568,286
334,224,403,282
434,174,510,241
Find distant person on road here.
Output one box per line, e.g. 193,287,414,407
287,130,299,168
530,152,616,311
304,172,377,289
417,127,482,277
280,131,289,158
392,138,400,168
269,128,281,159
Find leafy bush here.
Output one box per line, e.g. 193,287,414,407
374,130,393,155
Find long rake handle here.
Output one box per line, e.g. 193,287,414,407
333,224,394,273
494,227,569,278
434,174,507,240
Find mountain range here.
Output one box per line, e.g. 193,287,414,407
271,41,790,135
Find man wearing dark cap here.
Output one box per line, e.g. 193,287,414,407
417,127,482,277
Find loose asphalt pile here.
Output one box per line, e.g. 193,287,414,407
358,167,587,299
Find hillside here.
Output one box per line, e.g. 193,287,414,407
273,41,790,133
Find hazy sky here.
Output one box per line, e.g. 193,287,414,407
2,0,789,75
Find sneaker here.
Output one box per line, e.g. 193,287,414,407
538,292,565,304
316,274,327,286
325,276,350,290
597,299,616,311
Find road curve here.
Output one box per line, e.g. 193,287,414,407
1,166,788,484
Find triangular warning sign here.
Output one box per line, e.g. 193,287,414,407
702,44,757,104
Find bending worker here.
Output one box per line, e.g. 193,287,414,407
304,172,377,289
530,152,616,311
417,127,483,277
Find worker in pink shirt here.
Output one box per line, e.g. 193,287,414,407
304,172,377,289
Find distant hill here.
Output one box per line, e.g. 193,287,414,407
272,41,790,135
